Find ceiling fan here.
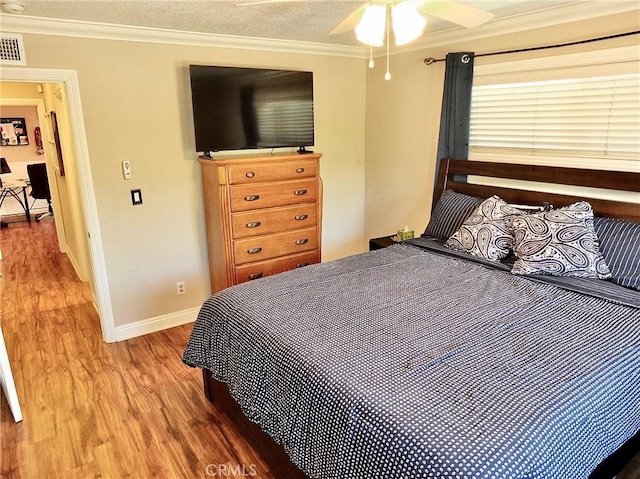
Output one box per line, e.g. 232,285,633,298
238,0,494,80
237,0,495,35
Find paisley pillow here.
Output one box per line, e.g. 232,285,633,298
511,201,611,279
445,195,526,261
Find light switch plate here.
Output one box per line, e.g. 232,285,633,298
122,161,132,180
131,189,142,205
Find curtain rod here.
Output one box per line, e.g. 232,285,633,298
423,30,640,65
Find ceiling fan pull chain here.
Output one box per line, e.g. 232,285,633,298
385,6,391,81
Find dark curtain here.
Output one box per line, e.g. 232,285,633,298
434,52,475,201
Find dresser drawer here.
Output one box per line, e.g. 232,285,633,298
235,250,319,283
227,159,317,185
230,179,317,212
234,227,318,265
232,204,317,239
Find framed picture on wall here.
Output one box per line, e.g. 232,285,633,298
0,117,29,146
49,111,65,177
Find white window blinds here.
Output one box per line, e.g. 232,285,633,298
469,73,640,169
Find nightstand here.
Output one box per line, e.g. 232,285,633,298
369,235,397,251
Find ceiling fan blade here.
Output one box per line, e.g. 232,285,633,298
329,4,367,35
415,0,495,28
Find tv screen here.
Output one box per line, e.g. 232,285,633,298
189,65,315,153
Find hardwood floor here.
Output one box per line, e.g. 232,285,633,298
1,220,638,479
0,220,305,478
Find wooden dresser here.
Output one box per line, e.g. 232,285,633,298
199,153,322,293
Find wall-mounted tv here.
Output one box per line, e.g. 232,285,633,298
189,65,315,153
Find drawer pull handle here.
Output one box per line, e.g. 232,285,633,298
245,171,255,178
248,272,263,280
246,221,261,229
296,167,305,174
294,189,308,196
296,262,309,268
244,195,260,202
247,247,262,255
295,239,308,245
295,214,308,221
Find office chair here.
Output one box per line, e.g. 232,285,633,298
0,157,11,187
27,163,53,222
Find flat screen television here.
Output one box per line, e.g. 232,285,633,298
189,65,315,153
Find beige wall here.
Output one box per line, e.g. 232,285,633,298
364,11,640,241
15,34,367,328
44,82,93,283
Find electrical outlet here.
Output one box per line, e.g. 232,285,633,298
176,281,185,295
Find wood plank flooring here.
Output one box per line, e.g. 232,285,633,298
0,220,305,478
1,220,638,479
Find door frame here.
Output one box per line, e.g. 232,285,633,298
2,67,115,343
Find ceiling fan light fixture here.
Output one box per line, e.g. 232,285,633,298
355,4,386,47
392,1,426,46
1,0,25,14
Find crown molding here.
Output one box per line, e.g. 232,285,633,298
1,1,637,60
0,14,365,58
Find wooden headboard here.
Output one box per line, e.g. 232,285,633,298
434,158,640,222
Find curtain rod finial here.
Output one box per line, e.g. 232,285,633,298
424,57,437,65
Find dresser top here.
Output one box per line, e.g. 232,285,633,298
199,152,321,166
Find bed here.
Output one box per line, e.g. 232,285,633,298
183,158,640,479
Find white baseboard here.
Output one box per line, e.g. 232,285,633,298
115,307,199,341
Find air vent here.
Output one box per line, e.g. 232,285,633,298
0,33,26,65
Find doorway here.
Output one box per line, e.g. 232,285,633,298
1,97,69,266
1,67,114,343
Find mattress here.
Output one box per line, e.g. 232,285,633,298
183,242,640,479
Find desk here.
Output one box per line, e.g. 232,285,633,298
0,180,31,225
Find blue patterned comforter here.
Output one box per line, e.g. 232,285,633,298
183,243,640,479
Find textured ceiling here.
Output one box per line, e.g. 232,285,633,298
6,0,630,47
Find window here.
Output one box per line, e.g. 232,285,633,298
469,46,640,172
